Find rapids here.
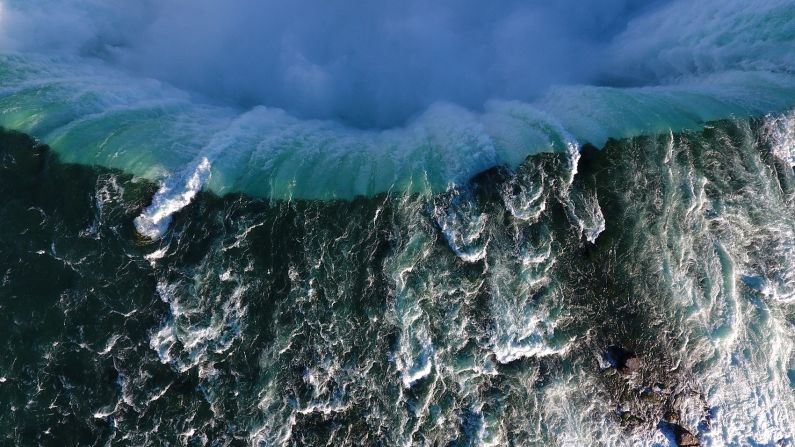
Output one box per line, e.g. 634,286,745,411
1,113,794,445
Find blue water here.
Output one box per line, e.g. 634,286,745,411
1,1,795,445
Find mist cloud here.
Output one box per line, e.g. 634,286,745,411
1,0,791,128
0,0,671,127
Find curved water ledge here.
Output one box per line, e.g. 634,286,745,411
1,53,795,201
1,0,794,202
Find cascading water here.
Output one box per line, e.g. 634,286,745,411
1,0,794,446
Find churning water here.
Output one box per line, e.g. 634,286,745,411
1,0,795,445
2,113,795,445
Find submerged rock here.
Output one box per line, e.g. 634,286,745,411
604,345,641,374
623,356,641,373
660,419,700,447
677,430,700,447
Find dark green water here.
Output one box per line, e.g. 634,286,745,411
1,116,794,446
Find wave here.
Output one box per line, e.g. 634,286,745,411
0,0,794,202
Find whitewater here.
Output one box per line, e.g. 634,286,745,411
1,0,795,446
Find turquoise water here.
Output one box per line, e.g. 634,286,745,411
0,0,793,200
1,55,794,201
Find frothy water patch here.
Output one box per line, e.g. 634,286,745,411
766,110,795,168
431,189,490,263
500,166,547,223
134,157,211,239
143,246,168,266
572,190,606,244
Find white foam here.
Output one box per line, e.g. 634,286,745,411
400,352,434,388
144,246,168,266
576,191,606,244
765,111,795,167
432,190,490,262
501,164,547,223
134,157,211,239
493,339,569,365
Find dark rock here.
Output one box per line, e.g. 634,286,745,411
605,345,640,373
660,421,700,447
663,411,680,423
624,356,641,372
677,430,700,446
